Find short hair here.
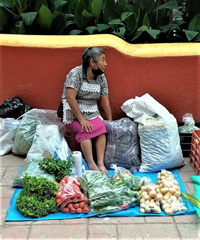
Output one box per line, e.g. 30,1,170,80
82,47,105,70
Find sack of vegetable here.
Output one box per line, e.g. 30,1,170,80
104,118,140,170
12,109,61,155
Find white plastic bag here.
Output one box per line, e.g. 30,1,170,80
121,93,184,172
179,113,199,133
0,118,20,155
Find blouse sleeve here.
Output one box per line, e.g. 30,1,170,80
65,67,82,91
100,74,109,97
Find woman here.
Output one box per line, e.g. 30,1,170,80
61,47,112,174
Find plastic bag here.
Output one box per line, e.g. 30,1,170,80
0,96,31,119
12,160,55,187
12,109,61,155
121,93,185,172
104,118,140,170
0,118,20,155
25,124,70,163
179,113,199,133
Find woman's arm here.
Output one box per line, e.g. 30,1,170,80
99,95,112,121
67,88,93,132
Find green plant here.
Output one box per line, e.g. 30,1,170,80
0,0,199,43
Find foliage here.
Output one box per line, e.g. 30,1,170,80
0,0,200,43
39,157,72,182
15,174,60,218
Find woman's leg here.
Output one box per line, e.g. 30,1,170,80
80,139,99,171
95,134,108,174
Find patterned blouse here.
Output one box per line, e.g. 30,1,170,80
61,65,109,124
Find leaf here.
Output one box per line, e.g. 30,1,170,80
189,14,200,31
155,1,179,11
37,4,53,29
82,9,94,19
54,0,68,10
86,26,97,34
21,12,37,26
10,21,25,34
112,26,126,39
143,12,150,28
74,0,89,29
184,30,199,41
146,29,160,39
97,23,110,32
131,31,143,41
51,13,66,34
69,29,83,35
91,0,103,20
109,19,123,25
137,25,148,32
121,12,134,22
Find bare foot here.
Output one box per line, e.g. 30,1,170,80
98,164,108,175
88,162,100,171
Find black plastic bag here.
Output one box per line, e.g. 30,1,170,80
0,96,31,119
57,101,63,118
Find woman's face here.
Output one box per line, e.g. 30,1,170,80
93,54,107,72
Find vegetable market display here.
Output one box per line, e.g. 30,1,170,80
15,162,195,218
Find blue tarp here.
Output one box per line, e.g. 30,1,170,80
6,169,196,221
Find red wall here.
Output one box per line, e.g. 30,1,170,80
0,45,200,122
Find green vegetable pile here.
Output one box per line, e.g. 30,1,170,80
39,157,72,182
16,174,60,218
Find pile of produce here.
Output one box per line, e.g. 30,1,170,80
139,170,188,215
157,170,187,215
80,170,140,214
139,184,162,213
16,174,60,218
56,176,90,214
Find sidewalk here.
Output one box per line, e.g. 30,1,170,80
0,154,199,240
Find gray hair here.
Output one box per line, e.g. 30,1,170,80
82,47,105,69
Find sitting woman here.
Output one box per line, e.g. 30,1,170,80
61,47,112,174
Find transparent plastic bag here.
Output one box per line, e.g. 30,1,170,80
104,118,140,170
0,118,21,155
12,109,61,155
179,113,199,133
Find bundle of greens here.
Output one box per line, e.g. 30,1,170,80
39,157,72,182
15,174,60,218
80,170,139,214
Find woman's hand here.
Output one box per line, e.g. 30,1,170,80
79,119,93,132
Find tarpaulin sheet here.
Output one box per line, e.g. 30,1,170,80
6,169,196,221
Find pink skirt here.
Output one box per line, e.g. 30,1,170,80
68,117,107,143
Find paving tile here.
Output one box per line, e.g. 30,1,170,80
88,224,117,240
0,154,25,167
0,167,6,179
177,223,200,240
145,216,173,223
0,167,21,186
29,224,87,240
0,225,29,240
89,216,145,224
178,172,197,183
173,214,200,224
0,186,15,198
118,224,181,240
32,219,61,225
0,197,11,226
185,183,196,194
5,221,33,225
60,218,88,224
179,163,195,172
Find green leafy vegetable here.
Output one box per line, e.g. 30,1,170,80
16,174,60,218
181,192,200,209
39,157,72,182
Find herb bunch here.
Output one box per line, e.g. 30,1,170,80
39,157,72,182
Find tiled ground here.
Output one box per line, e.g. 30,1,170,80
0,154,199,240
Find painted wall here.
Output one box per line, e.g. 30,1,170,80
0,34,200,122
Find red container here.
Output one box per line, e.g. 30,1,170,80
190,130,200,175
